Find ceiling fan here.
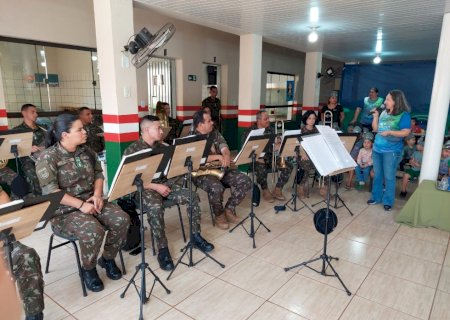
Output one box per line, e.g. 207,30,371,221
124,23,176,68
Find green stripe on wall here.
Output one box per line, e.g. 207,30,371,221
105,140,134,188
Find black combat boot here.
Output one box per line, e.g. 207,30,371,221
25,312,43,320
82,267,104,292
157,247,174,271
98,256,122,280
193,233,214,252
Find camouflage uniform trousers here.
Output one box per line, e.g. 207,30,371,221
0,166,17,186
51,203,130,270
194,168,252,217
139,181,201,250
254,158,293,190
21,158,42,196
9,241,44,317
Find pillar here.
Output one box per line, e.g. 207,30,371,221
301,52,322,117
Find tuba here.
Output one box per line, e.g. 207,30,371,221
156,110,169,128
323,110,333,128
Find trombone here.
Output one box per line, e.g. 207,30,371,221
323,110,333,128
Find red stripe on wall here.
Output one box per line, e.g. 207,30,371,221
222,114,238,119
301,106,321,111
0,125,8,131
238,109,260,116
176,106,202,111
103,114,139,124
104,132,139,143
0,109,7,117
138,105,148,112
221,105,238,110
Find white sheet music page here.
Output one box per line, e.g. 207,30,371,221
233,128,265,162
301,134,339,176
316,125,357,169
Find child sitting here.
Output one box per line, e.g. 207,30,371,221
438,143,450,180
410,117,422,134
400,134,417,171
355,136,373,187
400,138,424,197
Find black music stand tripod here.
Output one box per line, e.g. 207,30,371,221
285,177,351,296
230,151,271,248
311,175,354,216
120,174,171,320
167,155,225,280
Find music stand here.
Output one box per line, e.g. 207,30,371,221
0,191,62,273
179,120,193,138
230,134,272,248
311,133,358,216
167,135,225,280
277,134,314,214
0,129,33,174
108,148,171,320
162,127,172,141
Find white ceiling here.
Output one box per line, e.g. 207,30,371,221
135,0,450,63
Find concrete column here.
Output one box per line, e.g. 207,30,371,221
0,65,9,130
93,0,139,184
302,52,322,114
420,12,450,182
238,34,262,137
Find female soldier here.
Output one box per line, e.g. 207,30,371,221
36,114,129,292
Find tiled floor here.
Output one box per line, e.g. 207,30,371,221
19,181,450,320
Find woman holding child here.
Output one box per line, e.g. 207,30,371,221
368,89,411,211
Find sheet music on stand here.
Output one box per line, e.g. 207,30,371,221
280,130,301,158
301,125,357,176
179,119,193,138
338,133,359,154
233,128,265,163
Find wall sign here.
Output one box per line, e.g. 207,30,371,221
188,75,197,81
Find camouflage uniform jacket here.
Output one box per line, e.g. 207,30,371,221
35,143,103,214
14,122,46,149
84,123,105,153
201,97,221,122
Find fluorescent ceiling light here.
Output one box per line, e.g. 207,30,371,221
308,30,318,43
375,40,382,53
310,7,319,23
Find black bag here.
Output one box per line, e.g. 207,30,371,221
252,183,260,207
117,197,141,251
313,208,338,235
296,168,305,184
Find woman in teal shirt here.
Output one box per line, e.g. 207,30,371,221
368,90,411,211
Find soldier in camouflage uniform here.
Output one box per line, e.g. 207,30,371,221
192,110,252,230
242,110,293,203
78,107,105,153
13,104,46,196
201,86,222,131
123,115,214,271
36,114,129,293
0,186,44,320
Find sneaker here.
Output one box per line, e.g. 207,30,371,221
359,181,365,186
399,191,407,198
384,205,392,211
367,200,378,205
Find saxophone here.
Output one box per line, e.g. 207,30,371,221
191,161,225,180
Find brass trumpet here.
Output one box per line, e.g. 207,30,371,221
192,161,224,180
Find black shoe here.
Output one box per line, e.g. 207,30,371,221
400,191,407,198
82,267,104,292
98,256,122,280
384,205,392,211
25,312,43,320
367,200,378,205
193,233,214,252
157,247,174,271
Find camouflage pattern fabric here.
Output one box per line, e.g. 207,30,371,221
243,124,293,190
124,138,202,250
51,203,129,269
13,122,46,196
0,167,18,187
9,241,44,317
201,96,221,124
36,143,129,269
84,123,105,153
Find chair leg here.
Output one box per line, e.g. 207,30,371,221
45,234,55,274
119,250,126,275
207,194,215,226
177,204,186,242
71,241,87,297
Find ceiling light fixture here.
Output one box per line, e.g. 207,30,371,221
310,7,319,23
308,27,319,43
373,55,381,64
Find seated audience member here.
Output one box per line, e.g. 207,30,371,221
355,135,373,188
78,107,105,153
438,143,450,179
410,117,422,134
123,115,213,270
36,114,130,292
242,110,293,202
192,110,252,230
400,133,417,171
0,184,44,320
321,95,344,129
400,138,424,197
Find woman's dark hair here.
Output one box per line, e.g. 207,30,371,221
388,89,410,115
45,113,78,147
302,110,317,126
